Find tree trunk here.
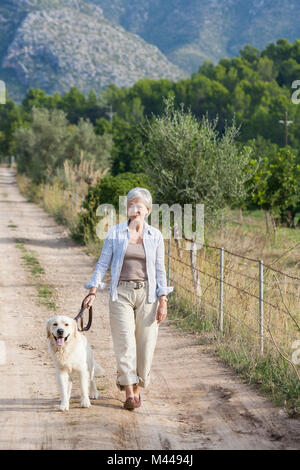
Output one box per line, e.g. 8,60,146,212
265,210,270,236
239,207,243,223
269,211,277,235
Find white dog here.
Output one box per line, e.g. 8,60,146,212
46,315,104,411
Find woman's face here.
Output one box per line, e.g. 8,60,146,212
127,197,149,222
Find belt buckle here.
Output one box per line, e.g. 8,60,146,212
134,281,143,289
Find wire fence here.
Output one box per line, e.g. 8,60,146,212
165,233,300,369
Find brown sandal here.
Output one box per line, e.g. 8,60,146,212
123,396,135,410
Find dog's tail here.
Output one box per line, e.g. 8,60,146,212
94,362,105,377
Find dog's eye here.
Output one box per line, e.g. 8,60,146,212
65,323,69,327
53,323,57,326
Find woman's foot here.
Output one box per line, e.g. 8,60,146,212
133,385,141,408
124,384,135,410
134,394,141,408
123,396,135,410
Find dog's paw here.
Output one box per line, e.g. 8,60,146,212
59,402,69,412
81,397,91,408
90,390,99,400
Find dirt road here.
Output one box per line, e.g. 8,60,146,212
0,167,299,450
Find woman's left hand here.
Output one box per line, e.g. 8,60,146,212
156,300,168,324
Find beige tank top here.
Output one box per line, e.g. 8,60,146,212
119,242,148,281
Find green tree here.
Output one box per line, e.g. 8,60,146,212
14,107,112,184
251,147,300,227
110,116,148,176
263,38,293,65
257,56,278,82
143,97,257,229
0,98,24,156
59,87,88,124
277,58,300,87
21,88,61,115
240,45,261,65
176,74,230,128
14,107,71,183
82,89,105,125
64,117,112,168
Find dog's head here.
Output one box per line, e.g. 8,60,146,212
46,316,77,347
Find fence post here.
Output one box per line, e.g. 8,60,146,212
219,247,224,333
167,226,171,286
259,259,264,354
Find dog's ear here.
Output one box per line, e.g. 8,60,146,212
46,318,53,339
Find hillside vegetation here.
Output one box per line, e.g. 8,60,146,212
0,0,185,103
92,0,300,72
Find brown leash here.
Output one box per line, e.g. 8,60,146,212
74,294,94,331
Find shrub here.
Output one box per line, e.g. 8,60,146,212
14,107,112,184
74,172,154,243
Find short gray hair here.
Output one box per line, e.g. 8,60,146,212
126,187,152,215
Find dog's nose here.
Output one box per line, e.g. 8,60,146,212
57,329,64,336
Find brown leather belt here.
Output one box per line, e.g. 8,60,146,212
118,280,147,289
74,294,93,331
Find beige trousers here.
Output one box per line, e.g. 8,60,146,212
108,280,159,390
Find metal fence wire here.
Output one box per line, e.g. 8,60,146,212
164,233,300,362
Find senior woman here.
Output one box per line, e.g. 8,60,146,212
83,187,173,410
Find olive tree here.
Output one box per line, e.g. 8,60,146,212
14,107,112,184
143,97,258,229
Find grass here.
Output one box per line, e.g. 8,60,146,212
168,286,300,414
168,292,217,337
216,340,300,415
214,207,300,273
15,239,57,312
15,240,26,251
22,252,45,276
37,284,57,311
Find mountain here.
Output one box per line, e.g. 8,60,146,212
0,0,186,103
90,0,300,73
1,0,299,104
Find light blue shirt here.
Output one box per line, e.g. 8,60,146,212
85,219,174,302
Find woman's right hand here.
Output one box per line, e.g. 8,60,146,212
83,292,96,308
